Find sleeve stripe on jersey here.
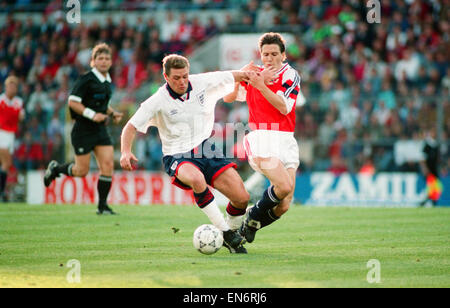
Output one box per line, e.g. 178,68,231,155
284,74,298,98
284,74,300,100
281,80,293,90
68,95,82,103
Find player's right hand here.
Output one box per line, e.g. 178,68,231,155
93,113,108,123
120,151,138,171
261,65,278,85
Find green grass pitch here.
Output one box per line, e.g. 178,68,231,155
0,203,449,288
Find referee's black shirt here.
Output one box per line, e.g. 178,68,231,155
423,138,439,177
69,68,112,134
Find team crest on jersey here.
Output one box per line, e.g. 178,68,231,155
196,91,205,106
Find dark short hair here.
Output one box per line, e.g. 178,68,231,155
162,54,190,76
259,32,286,54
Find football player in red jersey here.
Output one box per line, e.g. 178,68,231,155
0,76,25,201
224,33,301,243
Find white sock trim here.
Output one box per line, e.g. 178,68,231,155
267,185,280,203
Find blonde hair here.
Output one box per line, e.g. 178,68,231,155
90,43,112,67
5,75,19,86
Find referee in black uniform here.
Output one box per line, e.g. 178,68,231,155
44,43,123,215
420,128,441,207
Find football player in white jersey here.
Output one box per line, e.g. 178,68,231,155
120,54,252,253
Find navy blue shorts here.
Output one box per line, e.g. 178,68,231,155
163,140,237,191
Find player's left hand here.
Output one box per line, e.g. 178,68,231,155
112,111,124,124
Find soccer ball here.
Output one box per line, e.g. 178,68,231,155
193,224,223,255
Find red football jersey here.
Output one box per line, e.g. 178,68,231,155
0,93,23,133
241,63,300,132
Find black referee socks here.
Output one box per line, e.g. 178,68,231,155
98,175,112,206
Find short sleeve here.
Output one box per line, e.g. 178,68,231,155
69,76,88,103
276,68,301,114
128,95,160,134
16,97,24,109
190,71,236,108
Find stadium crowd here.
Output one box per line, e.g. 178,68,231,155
0,0,449,197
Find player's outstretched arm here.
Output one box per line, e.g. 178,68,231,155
231,70,250,83
120,122,139,171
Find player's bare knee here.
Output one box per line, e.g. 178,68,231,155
276,181,293,199
101,161,114,174
190,174,207,192
231,191,250,208
243,190,250,205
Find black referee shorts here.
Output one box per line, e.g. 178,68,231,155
71,128,113,156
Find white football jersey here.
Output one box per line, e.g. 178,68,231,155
129,71,235,156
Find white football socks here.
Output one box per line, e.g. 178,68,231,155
225,212,245,231
201,200,230,232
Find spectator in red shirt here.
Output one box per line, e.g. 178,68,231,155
191,17,206,42
323,0,343,21
119,52,148,90
39,54,60,81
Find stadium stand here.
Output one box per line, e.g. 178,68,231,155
0,0,448,201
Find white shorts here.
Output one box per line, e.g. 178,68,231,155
243,130,300,173
0,129,15,154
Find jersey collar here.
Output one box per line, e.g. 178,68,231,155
0,93,18,104
166,82,193,102
275,63,289,74
92,67,112,83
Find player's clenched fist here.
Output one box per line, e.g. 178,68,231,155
120,151,138,171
